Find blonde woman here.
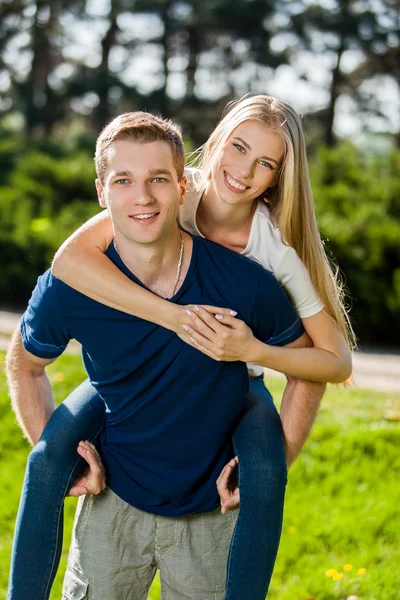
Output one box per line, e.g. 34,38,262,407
9,96,354,600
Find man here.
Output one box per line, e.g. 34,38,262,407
7,112,323,599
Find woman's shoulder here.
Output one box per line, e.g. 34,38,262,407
179,168,203,234
250,202,295,272
184,166,203,187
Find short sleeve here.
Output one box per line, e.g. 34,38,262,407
275,247,324,319
250,269,304,347
20,270,71,359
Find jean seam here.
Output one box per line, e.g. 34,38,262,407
42,424,103,600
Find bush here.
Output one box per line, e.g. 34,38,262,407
310,142,400,346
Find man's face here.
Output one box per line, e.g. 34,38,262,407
96,140,186,246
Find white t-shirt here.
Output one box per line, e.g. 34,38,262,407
179,168,324,376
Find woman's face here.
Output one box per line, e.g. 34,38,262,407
211,120,284,207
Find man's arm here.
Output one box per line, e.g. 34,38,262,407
279,332,326,468
6,328,57,445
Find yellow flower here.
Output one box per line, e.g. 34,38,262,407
343,564,353,572
288,526,297,534
357,568,367,575
332,572,344,581
326,569,337,577
0,354,4,362
54,372,65,382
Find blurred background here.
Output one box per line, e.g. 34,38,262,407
1,4,400,598
0,0,399,347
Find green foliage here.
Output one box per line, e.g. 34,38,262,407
0,355,399,599
310,142,400,345
0,137,99,306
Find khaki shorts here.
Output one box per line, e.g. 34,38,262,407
62,487,238,600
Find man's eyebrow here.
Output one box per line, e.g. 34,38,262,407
111,170,133,178
147,168,173,177
110,169,173,178
232,137,279,166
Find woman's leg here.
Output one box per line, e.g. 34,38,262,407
225,375,287,600
7,379,105,600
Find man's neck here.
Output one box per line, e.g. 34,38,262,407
113,229,192,299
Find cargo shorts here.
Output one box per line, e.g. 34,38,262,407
62,487,238,600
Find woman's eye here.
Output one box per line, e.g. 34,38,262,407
259,160,273,170
234,144,245,153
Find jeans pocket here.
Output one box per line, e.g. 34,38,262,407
62,565,88,600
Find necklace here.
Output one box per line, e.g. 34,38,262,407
113,229,185,299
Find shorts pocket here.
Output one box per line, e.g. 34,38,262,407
62,565,88,600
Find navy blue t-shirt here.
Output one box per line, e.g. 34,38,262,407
21,236,303,516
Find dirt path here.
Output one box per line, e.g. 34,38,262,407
1,311,399,393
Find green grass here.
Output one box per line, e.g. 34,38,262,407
0,352,399,599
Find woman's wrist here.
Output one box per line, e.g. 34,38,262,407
152,301,182,332
244,337,270,365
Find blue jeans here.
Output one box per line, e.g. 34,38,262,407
8,376,287,600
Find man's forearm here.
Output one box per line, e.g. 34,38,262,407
6,332,56,445
280,378,326,468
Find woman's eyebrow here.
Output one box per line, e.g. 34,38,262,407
232,137,279,165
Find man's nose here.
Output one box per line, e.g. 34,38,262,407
132,183,155,204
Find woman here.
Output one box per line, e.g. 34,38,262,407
9,95,354,600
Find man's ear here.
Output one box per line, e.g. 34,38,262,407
179,176,187,206
95,179,106,208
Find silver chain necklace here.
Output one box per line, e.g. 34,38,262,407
113,229,185,299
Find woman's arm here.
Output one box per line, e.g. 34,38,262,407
177,306,352,384
248,309,352,383
52,212,232,331
52,211,188,329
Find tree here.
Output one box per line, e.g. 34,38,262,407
282,0,399,145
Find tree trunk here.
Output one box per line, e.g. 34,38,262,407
325,36,345,147
25,0,62,136
93,0,120,131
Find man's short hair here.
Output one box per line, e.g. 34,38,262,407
95,112,186,184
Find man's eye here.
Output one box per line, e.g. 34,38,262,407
152,177,167,183
233,144,245,153
116,179,129,184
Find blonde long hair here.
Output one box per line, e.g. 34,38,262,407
190,95,357,350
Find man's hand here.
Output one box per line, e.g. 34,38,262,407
67,441,106,497
216,457,240,514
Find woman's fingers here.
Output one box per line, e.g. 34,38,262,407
193,305,235,333
196,305,237,317
213,314,241,328
184,308,219,340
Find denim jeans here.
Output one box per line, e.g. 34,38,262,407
7,375,287,600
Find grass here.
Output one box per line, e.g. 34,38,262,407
0,351,399,599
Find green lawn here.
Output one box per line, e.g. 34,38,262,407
0,351,399,599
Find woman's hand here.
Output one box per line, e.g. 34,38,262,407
177,305,256,362
216,457,240,514
67,441,106,497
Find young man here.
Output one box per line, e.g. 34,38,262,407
7,112,323,599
